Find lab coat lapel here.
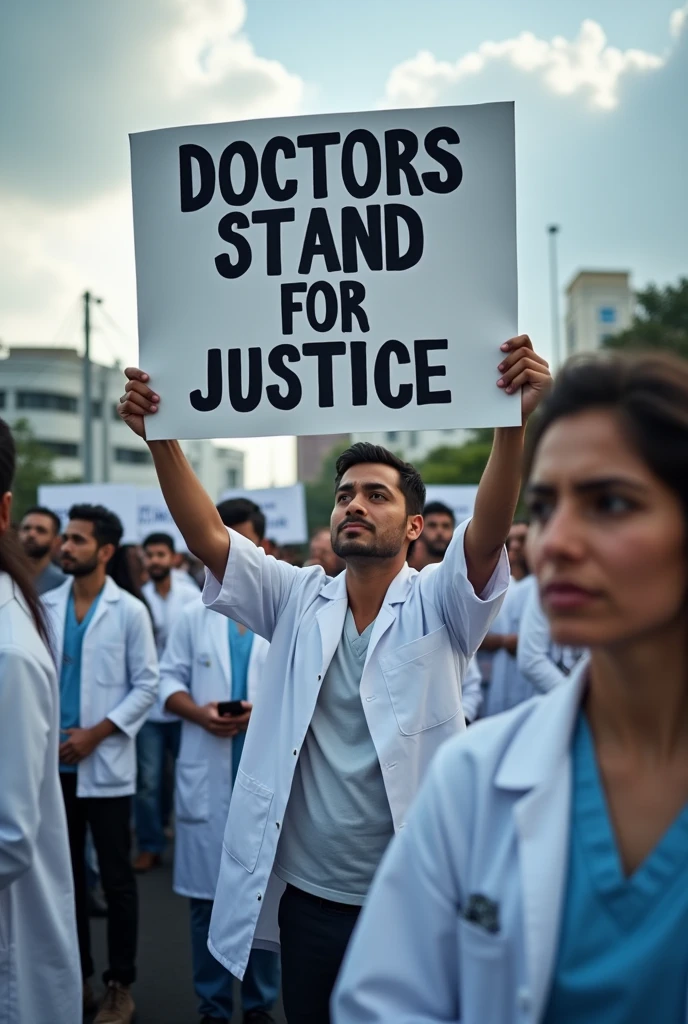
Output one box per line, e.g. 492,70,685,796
315,594,348,679
84,576,120,640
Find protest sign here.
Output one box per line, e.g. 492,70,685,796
38,484,140,544
130,102,519,442
136,487,186,550
424,484,478,525
218,483,307,545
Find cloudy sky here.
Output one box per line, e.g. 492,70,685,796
2,0,686,485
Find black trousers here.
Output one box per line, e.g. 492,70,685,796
60,772,138,985
278,884,361,1024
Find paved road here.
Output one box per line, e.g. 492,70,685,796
89,849,286,1023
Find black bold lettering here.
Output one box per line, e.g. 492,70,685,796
384,205,424,271
374,340,413,409
302,341,347,407
218,141,259,206
339,281,370,334
179,144,216,212
227,348,262,412
306,281,338,333
350,341,368,406
298,208,342,275
215,213,252,279
252,208,296,275
422,127,463,194
415,339,451,405
341,206,383,273
281,283,308,335
267,344,302,410
261,136,297,202
189,348,222,411
341,129,382,199
384,129,423,196
297,132,341,199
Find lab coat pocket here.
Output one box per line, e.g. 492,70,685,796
95,643,127,687
175,762,210,824
224,770,273,874
380,625,461,735
458,918,513,1023
92,734,136,787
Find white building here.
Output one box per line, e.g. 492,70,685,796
0,346,243,497
351,428,472,465
565,271,634,358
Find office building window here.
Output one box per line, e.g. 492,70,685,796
91,400,102,418
16,391,78,413
567,324,576,355
599,307,617,324
0,392,5,409
386,431,399,442
408,431,419,448
115,447,152,465
226,468,239,488
38,440,79,458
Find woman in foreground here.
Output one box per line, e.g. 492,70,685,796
0,418,80,1023
333,351,688,1023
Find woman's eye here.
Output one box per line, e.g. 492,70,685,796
526,499,554,523
596,494,634,515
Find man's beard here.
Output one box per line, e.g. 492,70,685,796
61,554,100,577
424,537,450,559
22,539,51,561
148,565,171,581
332,523,405,560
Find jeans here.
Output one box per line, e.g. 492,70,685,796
135,720,181,853
60,772,138,985
190,898,280,1019
278,885,361,1024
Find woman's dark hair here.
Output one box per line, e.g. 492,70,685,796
335,442,426,516
107,544,153,622
0,418,50,643
525,351,688,518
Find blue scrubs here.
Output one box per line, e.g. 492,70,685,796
228,619,254,782
59,590,101,773
544,714,688,1022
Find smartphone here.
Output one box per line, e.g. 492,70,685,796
217,700,245,717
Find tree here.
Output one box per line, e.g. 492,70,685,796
10,418,57,519
604,277,688,358
418,433,492,485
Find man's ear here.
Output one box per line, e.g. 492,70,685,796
407,514,424,542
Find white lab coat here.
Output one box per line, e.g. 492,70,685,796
42,577,159,798
461,657,483,723
142,577,199,722
333,663,599,1024
159,602,269,899
0,573,81,1024
517,582,586,693
204,519,508,979
483,574,537,715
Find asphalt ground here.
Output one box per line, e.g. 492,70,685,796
87,847,286,1024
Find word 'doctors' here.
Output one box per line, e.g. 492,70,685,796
130,103,520,441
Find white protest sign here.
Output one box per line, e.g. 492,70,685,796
136,488,186,550
131,102,519,442
218,484,307,545
38,484,140,544
425,484,478,525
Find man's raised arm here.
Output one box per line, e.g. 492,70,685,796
117,368,229,582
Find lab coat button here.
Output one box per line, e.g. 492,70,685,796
517,987,531,1012
292,749,298,756
317,674,322,680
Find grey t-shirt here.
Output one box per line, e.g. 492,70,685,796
35,561,66,596
274,609,394,905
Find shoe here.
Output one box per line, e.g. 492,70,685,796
88,885,108,917
133,850,161,873
83,979,98,1014
243,1012,276,1023
94,981,135,1023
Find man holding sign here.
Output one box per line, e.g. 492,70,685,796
117,333,549,1022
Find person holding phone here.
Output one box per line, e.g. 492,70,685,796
161,498,280,1024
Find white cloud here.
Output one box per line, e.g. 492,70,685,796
382,19,664,111
670,3,688,38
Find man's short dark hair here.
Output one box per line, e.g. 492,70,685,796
423,501,455,524
22,505,61,535
216,498,266,541
68,504,123,549
335,442,425,516
143,531,175,553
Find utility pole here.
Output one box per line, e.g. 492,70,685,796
101,364,110,483
547,225,561,372
82,290,102,483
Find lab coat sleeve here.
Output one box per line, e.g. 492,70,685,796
202,527,302,641
107,601,159,737
461,657,483,723
333,740,466,1023
420,518,510,657
517,584,567,694
0,647,53,890
158,608,194,707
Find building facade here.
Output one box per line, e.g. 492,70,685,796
350,428,472,465
296,433,350,482
0,347,243,497
565,271,634,358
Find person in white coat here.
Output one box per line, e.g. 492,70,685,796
517,577,586,692
43,503,158,1024
0,419,80,1024
161,499,280,1024
118,333,550,1022
334,350,688,1023
133,531,200,873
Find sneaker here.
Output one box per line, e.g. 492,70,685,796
83,980,98,1014
94,981,135,1023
